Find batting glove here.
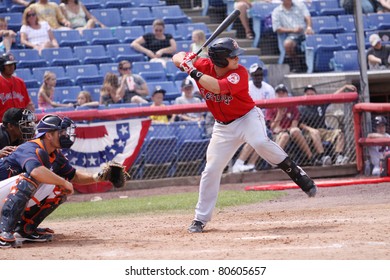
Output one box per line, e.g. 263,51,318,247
183,52,197,61
180,59,196,75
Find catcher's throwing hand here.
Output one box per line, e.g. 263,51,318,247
94,161,129,188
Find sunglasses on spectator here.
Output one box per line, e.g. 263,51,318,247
121,67,131,71
27,13,36,17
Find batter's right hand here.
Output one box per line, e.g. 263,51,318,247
180,59,196,75
183,52,197,61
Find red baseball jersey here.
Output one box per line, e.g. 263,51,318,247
0,75,31,122
194,58,255,123
265,106,300,131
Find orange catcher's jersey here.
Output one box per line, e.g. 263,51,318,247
194,58,255,123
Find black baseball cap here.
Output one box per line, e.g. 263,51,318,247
181,79,193,88
2,108,25,124
275,84,288,93
304,85,317,93
153,87,166,96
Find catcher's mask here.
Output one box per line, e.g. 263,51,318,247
35,114,76,149
2,108,36,142
208,37,245,68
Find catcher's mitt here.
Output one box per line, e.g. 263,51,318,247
97,161,129,188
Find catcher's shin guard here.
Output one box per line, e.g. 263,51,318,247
16,191,67,235
278,157,317,197
0,176,38,233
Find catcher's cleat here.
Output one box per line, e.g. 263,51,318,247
188,220,205,233
14,231,53,242
0,239,12,249
36,227,55,235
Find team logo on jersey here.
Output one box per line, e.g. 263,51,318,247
227,73,240,84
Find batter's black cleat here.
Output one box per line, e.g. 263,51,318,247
188,220,205,233
297,175,318,197
14,231,53,242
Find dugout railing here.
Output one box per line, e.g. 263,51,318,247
35,92,358,181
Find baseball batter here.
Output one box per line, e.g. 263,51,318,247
173,38,317,233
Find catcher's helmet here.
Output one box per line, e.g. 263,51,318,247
208,37,245,67
0,53,17,72
2,108,36,141
35,115,75,138
374,116,387,126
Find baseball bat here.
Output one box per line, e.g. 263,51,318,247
196,9,241,56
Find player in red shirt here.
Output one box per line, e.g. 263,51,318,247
0,53,35,122
173,37,317,233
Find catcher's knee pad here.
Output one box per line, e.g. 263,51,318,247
277,157,313,192
1,176,38,232
17,191,67,234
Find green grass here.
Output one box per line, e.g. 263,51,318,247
48,190,284,221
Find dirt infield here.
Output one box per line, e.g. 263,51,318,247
2,181,390,260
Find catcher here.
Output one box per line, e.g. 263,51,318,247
0,114,127,249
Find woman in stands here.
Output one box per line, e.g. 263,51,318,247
20,6,59,55
38,71,74,110
100,72,124,105
59,0,105,35
130,19,177,67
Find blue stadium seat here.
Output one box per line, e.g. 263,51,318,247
12,49,48,68
66,64,104,86
107,103,139,108
82,0,104,9
73,45,113,65
175,23,211,41
147,81,181,101
14,68,40,88
144,24,181,41
131,0,166,7
145,123,176,141
82,28,120,45
103,0,133,9
250,2,279,48
314,0,345,16
337,15,357,33
27,87,39,108
106,44,145,62
335,33,358,50
32,66,73,87
113,26,144,43
54,86,82,103
366,13,390,30
0,1,7,13
332,50,359,72
305,34,343,72
239,55,265,69
41,47,80,67
165,60,188,81
1,12,22,32
43,107,75,113
82,84,102,101
176,40,192,52
98,62,119,76
132,61,167,82
53,30,87,47
120,7,155,26
172,121,206,144
151,5,191,24
312,16,346,34
90,8,122,27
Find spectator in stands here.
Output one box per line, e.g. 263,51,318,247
100,72,123,105
231,63,275,173
376,0,390,12
59,0,106,35
171,79,204,122
272,0,314,73
130,19,177,67
150,88,170,124
234,0,254,39
20,6,59,55
367,116,390,176
38,71,74,109
299,84,353,166
75,90,99,108
266,84,317,165
0,18,16,53
30,0,72,30
0,108,36,158
190,29,209,58
117,60,149,104
367,34,390,70
0,53,35,122
12,0,32,7
341,0,378,14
